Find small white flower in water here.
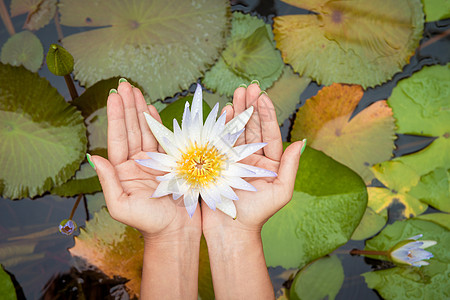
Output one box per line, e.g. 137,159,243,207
136,83,276,218
59,219,77,235
390,234,437,267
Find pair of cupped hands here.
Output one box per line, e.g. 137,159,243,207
89,80,304,241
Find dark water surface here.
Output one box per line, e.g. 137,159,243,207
0,0,449,299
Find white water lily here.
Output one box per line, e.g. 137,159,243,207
389,234,437,267
136,83,277,218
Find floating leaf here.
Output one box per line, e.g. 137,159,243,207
159,95,211,131
262,146,367,268
203,91,231,114
291,83,396,183
203,12,284,96
389,64,450,176
351,206,387,241
10,0,57,31
274,0,424,88
85,192,106,214
51,162,101,197
368,160,428,218
46,44,74,76
59,0,230,100
0,265,16,300
0,31,43,72
409,168,450,213
290,255,344,300
69,208,143,297
423,0,450,22
416,213,450,231
0,64,87,199
363,219,450,300
267,66,311,125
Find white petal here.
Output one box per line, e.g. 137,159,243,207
173,193,183,200
190,112,202,144
191,83,203,123
223,106,253,135
222,163,257,177
212,129,244,153
222,176,256,192
143,112,174,154
156,172,176,181
173,118,188,150
412,261,429,267
420,240,437,249
167,178,190,195
184,189,199,218
161,137,182,159
226,143,267,162
209,111,227,140
216,179,239,200
152,181,171,197
200,186,222,211
145,152,177,167
182,101,191,133
216,196,237,219
234,163,277,177
408,234,423,240
202,102,219,142
135,158,172,172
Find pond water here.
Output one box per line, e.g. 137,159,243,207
0,0,449,299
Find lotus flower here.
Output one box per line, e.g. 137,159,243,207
136,84,276,218
389,234,437,267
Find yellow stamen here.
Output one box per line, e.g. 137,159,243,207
177,142,225,188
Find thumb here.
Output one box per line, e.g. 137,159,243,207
87,154,125,209
274,140,306,205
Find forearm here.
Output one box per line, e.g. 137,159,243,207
204,228,274,299
141,230,201,299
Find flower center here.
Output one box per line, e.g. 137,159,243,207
177,142,225,188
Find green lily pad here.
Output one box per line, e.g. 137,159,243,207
423,0,450,22
274,0,424,88
416,213,450,230
351,206,387,241
363,219,450,300
85,192,106,214
291,83,396,183
290,255,344,300
389,64,450,176
203,12,284,96
368,160,428,218
46,44,74,76
409,168,450,213
59,0,230,100
199,235,214,300
261,146,367,268
159,95,211,131
0,64,87,199
1,31,43,72
267,66,311,125
0,265,16,300
203,91,231,114
10,0,57,31
51,162,101,197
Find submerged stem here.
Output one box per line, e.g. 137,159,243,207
69,194,83,220
64,74,79,100
350,249,390,256
0,0,15,36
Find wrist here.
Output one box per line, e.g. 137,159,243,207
143,225,202,245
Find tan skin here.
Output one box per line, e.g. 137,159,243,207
90,81,304,299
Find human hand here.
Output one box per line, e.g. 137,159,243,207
88,80,201,241
202,82,305,236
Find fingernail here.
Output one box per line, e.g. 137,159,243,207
119,78,128,83
86,153,96,170
300,139,307,155
225,101,233,107
109,88,117,95
131,84,135,88
259,90,267,96
251,79,260,86
239,83,247,88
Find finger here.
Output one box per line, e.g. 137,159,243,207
118,81,141,156
245,83,263,153
134,88,158,152
258,94,283,161
233,87,247,146
107,93,128,166
147,104,165,153
221,104,234,124
273,140,304,208
89,155,127,219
